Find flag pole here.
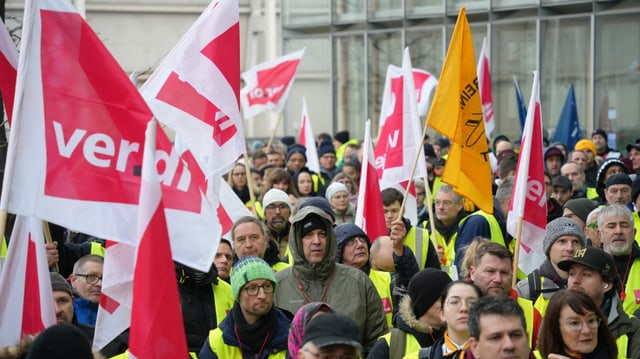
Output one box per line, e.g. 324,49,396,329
42,220,59,273
242,153,258,217
511,216,524,288
265,113,283,150
396,123,429,225
422,173,439,250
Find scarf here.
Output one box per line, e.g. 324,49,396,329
231,303,277,355
443,331,470,359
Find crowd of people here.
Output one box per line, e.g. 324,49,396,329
2,128,640,359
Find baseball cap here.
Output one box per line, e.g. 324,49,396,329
302,313,363,353
558,247,615,278
626,139,640,153
552,175,572,190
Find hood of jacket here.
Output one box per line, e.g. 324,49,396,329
289,206,337,281
397,295,434,335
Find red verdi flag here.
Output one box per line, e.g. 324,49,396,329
0,0,219,271
0,18,17,125
141,0,244,176
299,97,320,173
476,37,494,139
379,66,438,129
375,47,428,189
0,216,56,346
356,120,388,242
507,71,547,274
240,48,305,118
129,119,188,359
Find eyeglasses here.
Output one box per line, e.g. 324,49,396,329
265,203,289,212
243,282,274,296
446,297,478,309
303,348,360,359
564,314,601,332
75,273,102,284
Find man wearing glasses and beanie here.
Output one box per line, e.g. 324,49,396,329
199,256,292,359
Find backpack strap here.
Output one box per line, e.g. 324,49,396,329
418,346,433,359
527,269,542,301
389,328,407,359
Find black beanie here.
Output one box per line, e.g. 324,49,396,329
334,130,350,144
26,323,93,359
407,268,452,318
287,144,307,161
301,214,327,237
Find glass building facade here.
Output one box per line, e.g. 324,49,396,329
281,0,640,152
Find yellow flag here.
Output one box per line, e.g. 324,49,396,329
425,7,493,214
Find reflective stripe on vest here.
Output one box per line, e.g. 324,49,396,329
1,236,7,260
517,297,535,348
633,211,640,246
381,331,423,359
459,210,506,248
208,328,286,359
369,269,393,328
616,332,629,359
212,280,234,326
622,260,640,317
405,227,429,269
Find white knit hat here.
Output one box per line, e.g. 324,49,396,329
325,182,348,201
262,188,292,210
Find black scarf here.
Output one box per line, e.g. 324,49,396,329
231,303,277,355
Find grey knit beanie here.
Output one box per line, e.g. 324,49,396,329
543,217,587,256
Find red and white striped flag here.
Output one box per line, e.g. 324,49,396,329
477,37,495,139
0,0,219,271
379,65,438,128
0,18,17,125
240,48,305,119
374,48,427,189
129,119,188,359
140,0,244,176
507,71,547,274
0,216,56,346
299,97,320,173
356,120,388,242
93,240,135,351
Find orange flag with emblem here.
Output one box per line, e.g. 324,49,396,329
425,7,492,214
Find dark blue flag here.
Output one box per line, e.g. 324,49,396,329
552,84,580,150
513,75,527,133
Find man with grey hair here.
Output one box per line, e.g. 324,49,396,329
455,177,513,273
231,216,289,271
429,185,466,270
584,206,603,247
597,204,640,316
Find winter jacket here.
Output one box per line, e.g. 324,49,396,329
73,296,98,326
198,306,291,359
274,206,387,353
604,295,640,359
368,295,444,359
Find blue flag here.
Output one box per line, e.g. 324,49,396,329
552,84,580,150
513,75,527,133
